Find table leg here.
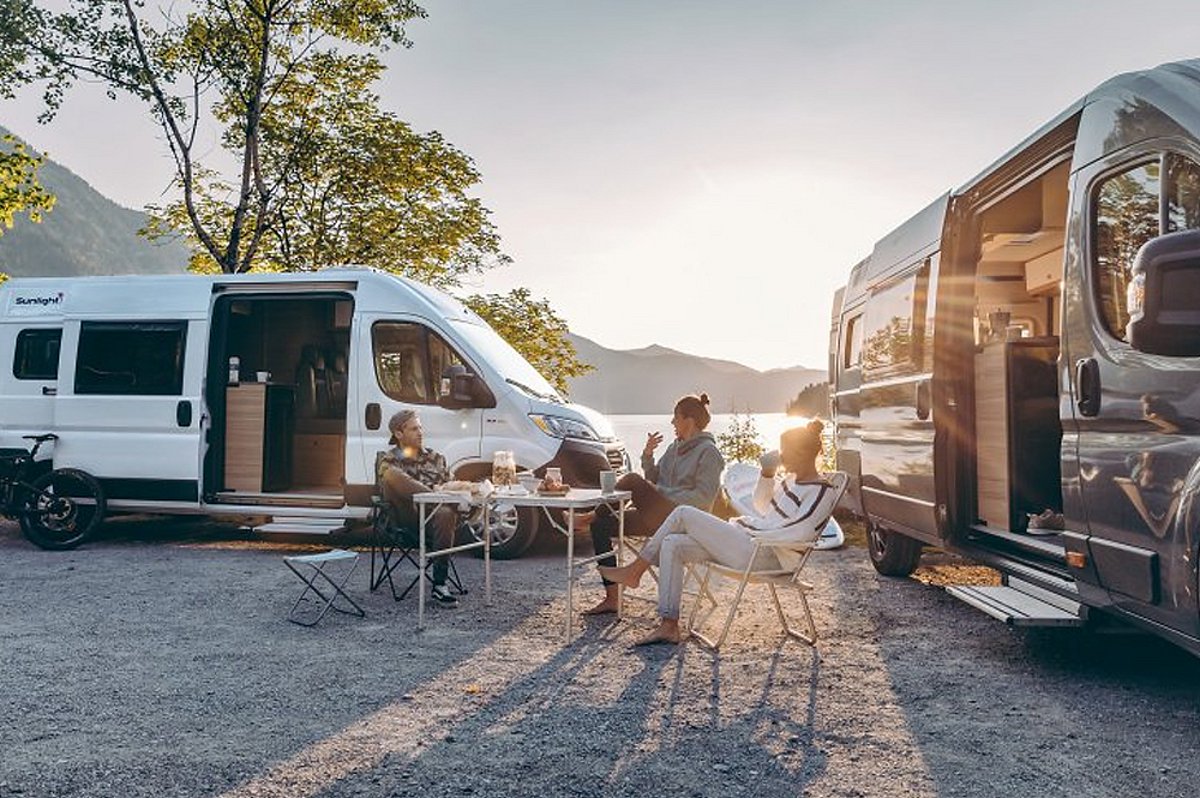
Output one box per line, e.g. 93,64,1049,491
566,509,575,641
418,501,427,631
484,501,492,606
617,498,626,618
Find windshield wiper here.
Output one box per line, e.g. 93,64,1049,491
506,378,561,403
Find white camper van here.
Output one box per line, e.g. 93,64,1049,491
0,270,628,557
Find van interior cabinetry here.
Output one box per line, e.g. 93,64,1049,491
225,383,295,492
974,338,1061,531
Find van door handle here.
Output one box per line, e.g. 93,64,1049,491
42,386,57,396
365,402,381,430
176,400,193,427
1075,358,1101,417
915,379,931,421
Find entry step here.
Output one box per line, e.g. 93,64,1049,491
946,576,1086,627
251,516,350,536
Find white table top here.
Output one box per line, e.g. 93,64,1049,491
412,487,631,508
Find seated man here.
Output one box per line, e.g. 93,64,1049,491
377,409,461,607
599,420,832,645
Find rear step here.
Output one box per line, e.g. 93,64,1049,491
946,576,1087,627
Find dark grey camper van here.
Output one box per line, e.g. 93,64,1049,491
830,59,1200,655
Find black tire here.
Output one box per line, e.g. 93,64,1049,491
467,504,539,560
867,519,923,576
19,468,107,551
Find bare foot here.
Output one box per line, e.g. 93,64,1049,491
597,564,642,589
582,597,619,616
633,621,683,646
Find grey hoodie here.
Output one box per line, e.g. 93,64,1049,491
642,431,725,511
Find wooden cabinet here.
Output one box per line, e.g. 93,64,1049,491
974,339,1061,531
225,383,294,492
292,433,345,488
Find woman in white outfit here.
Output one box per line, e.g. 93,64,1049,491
599,419,831,645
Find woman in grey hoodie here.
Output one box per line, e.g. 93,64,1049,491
582,393,725,615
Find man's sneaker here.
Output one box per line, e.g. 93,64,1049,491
431,584,459,607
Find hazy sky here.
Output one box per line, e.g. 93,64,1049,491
6,1,1200,370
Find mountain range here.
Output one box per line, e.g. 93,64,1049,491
0,128,826,412
0,126,188,277
564,335,824,415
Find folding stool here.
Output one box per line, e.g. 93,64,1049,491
284,549,366,626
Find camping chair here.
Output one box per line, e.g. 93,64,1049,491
368,498,468,602
369,451,467,601
722,462,846,550
687,471,848,650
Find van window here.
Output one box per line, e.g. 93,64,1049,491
1094,155,1200,341
1166,154,1200,233
74,322,187,395
14,328,62,380
862,274,920,377
1094,161,1161,340
842,314,863,371
372,321,468,405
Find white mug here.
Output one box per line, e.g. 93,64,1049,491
256,371,271,382
599,469,617,493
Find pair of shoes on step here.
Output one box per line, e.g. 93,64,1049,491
431,584,459,607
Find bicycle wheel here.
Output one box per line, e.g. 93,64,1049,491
19,468,107,551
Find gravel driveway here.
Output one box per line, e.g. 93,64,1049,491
2,515,1198,798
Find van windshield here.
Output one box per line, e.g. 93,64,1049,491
450,319,563,402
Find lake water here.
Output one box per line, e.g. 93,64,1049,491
608,412,811,471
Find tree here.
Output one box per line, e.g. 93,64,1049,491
716,410,765,464
23,0,591,387
142,52,506,285
0,0,56,280
786,382,830,418
31,0,427,274
465,288,593,395
0,137,53,233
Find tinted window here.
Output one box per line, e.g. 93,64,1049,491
372,322,467,404
75,322,187,395
863,274,919,376
1094,161,1161,340
842,315,863,371
14,328,61,380
1166,154,1200,234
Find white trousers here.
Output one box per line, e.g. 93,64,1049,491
638,506,779,619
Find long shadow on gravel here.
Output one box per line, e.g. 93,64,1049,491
0,517,583,798
856,560,1200,798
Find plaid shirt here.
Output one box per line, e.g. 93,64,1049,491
378,445,451,489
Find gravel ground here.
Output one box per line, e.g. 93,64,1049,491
2,514,1199,798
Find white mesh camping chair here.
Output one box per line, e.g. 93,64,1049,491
687,471,848,650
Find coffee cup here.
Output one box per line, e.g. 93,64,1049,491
256,371,271,382
599,469,617,493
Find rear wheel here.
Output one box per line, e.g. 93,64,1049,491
467,504,539,560
867,520,923,576
19,468,107,551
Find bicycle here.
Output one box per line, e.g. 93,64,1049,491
0,434,106,550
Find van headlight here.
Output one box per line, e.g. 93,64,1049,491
530,414,600,441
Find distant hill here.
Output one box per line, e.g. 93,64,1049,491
565,334,826,415
0,127,188,277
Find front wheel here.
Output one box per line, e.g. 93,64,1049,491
867,520,923,576
19,468,107,551
467,504,539,560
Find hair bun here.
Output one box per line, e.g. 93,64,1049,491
807,419,824,434
699,392,710,406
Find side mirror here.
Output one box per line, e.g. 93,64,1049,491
1127,229,1200,357
436,365,495,409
